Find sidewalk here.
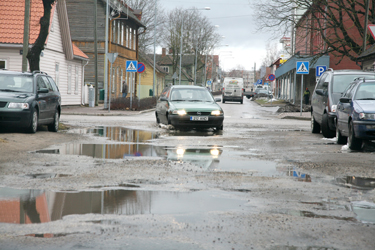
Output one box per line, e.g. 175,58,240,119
61,104,311,120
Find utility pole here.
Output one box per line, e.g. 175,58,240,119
94,0,98,105
22,0,31,72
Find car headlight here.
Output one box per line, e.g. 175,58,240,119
331,105,337,112
8,103,29,109
172,110,187,115
211,110,222,116
359,113,375,120
176,148,185,156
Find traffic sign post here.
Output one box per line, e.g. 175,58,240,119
268,74,275,81
137,62,146,107
126,60,138,109
296,61,310,116
107,53,119,112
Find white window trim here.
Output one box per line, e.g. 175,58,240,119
74,65,79,95
0,59,7,69
55,62,59,86
67,65,72,94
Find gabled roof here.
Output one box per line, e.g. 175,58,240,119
139,51,167,74
0,0,49,44
103,0,146,28
0,0,88,60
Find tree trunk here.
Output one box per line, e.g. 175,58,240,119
27,0,56,72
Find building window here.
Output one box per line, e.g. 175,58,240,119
0,59,6,69
163,66,169,73
126,26,128,48
75,66,79,94
55,63,59,86
117,22,121,45
112,67,115,93
112,20,116,43
129,27,132,49
134,29,136,49
67,65,72,94
121,23,124,46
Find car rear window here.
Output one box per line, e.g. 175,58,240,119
332,74,375,93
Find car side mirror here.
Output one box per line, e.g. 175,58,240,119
339,97,351,103
38,88,49,93
214,98,221,102
159,97,168,102
315,89,325,96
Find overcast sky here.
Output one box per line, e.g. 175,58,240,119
158,0,276,71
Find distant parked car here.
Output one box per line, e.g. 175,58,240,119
336,79,375,149
155,85,224,131
0,70,61,133
254,88,272,98
311,69,375,138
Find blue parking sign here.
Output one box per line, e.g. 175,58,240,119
316,66,327,77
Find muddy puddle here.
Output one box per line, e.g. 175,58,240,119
0,187,245,225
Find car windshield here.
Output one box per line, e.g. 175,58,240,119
332,74,375,93
170,88,214,102
256,89,268,94
0,74,33,93
355,82,375,100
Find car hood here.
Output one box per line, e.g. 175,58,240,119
354,100,375,113
0,91,34,102
170,101,222,111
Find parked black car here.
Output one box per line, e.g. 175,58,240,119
336,79,375,149
311,69,375,138
0,70,61,133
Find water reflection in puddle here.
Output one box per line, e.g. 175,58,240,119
0,187,244,225
35,145,288,176
69,126,159,143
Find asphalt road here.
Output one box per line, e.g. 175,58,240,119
0,97,374,250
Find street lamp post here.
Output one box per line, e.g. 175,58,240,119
178,7,210,85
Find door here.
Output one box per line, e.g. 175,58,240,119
36,76,49,120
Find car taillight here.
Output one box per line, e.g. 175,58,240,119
222,87,225,91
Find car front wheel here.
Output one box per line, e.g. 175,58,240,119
27,109,38,133
348,120,362,150
48,110,59,132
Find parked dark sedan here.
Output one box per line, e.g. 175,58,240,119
0,70,61,133
336,79,375,149
155,85,224,131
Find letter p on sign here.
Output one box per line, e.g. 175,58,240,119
316,66,327,77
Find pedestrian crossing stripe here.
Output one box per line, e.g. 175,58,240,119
126,61,138,72
296,61,309,74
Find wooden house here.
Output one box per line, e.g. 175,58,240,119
65,0,146,102
0,0,89,106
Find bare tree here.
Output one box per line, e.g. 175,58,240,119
253,0,375,63
125,0,165,53
27,0,56,72
162,7,221,81
262,42,279,67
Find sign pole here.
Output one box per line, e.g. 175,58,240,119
130,73,133,110
138,74,141,108
300,75,303,116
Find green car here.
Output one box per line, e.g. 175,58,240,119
155,85,224,130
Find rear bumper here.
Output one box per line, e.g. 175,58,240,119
169,115,224,129
327,112,336,130
223,95,243,101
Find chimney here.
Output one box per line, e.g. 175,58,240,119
162,48,166,57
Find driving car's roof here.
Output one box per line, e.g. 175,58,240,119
170,85,205,89
0,70,33,76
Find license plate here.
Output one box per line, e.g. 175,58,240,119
190,116,208,121
366,125,375,129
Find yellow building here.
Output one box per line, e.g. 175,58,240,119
137,52,168,99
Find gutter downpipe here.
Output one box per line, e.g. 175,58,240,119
81,60,89,105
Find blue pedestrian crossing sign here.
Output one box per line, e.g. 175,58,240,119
126,60,138,72
316,65,327,77
296,61,309,74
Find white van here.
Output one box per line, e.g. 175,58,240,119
222,77,244,104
